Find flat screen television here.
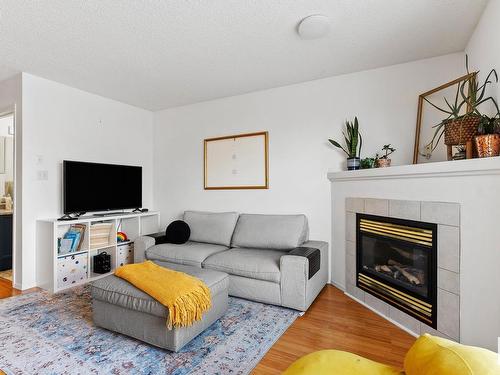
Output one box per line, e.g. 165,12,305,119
63,160,142,214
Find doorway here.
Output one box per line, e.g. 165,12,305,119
0,111,15,293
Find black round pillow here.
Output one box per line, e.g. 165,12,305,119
165,220,191,244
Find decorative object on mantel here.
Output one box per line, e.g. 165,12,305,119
413,71,476,163
375,144,395,168
452,145,467,160
328,117,362,170
204,131,269,190
475,116,500,158
360,157,376,169
413,56,500,163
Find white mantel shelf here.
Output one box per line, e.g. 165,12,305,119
328,156,500,182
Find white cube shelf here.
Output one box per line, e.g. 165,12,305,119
36,211,160,293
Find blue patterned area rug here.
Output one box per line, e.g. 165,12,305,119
0,286,299,374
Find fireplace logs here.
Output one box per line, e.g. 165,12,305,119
374,259,425,286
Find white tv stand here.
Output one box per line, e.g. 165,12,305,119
36,211,160,293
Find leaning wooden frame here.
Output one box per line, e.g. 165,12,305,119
413,72,477,164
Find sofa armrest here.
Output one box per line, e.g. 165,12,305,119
280,240,328,311
133,235,157,263
287,247,321,279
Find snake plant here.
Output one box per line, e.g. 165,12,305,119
329,117,362,158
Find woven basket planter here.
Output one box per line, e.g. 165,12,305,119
443,116,480,146
376,158,391,168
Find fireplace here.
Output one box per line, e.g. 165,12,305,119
356,213,437,328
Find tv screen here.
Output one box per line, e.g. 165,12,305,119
63,161,142,214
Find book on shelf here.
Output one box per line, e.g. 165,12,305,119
59,224,86,254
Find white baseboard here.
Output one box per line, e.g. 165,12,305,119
344,291,419,338
329,280,345,291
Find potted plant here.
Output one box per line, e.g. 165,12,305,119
424,56,499,155
376,144,395,167
475,115,500,157
360,157,376,169
329,117,362,170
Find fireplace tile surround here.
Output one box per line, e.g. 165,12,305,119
345,198,460,341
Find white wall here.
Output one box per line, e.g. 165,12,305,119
153,53,464,242
22,74,154,289
466,0,500,105
0,74,22,289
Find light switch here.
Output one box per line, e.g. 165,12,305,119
37,170,48,180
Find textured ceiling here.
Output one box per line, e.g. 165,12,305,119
0,0,488,110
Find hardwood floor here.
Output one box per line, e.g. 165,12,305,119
0,277,21,299
0,277,38,299
253,285,416,374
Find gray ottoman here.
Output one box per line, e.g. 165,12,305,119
90,261,229,352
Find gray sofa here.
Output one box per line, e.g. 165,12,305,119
134,211,328,311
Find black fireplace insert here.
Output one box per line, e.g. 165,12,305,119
356,213,437,328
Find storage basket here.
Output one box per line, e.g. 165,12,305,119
90,222,113,249
57,252,88,289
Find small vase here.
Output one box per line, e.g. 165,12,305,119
346,157,360,171
475,134,500,158
377,158,391,168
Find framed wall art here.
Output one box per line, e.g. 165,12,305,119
204,131,269,190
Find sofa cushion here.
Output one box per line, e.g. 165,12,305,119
91,263,229,318
231,214,309,250
146,241,228,267
203,248,285,283
183,211,239,246
404,334,500,375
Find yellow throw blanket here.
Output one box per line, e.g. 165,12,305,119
115,261,211,329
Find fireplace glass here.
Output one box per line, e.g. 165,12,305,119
356,214,437,327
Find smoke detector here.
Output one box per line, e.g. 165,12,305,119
297,15,331,39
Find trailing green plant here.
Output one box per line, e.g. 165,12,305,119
378,144,395,159
360,157,376,169
329,117,362,158
477,115,500,135
423,55,500,154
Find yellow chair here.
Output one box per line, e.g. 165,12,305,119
282,349,402,375
283,334,500,375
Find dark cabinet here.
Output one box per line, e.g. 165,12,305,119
0,214,13,271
